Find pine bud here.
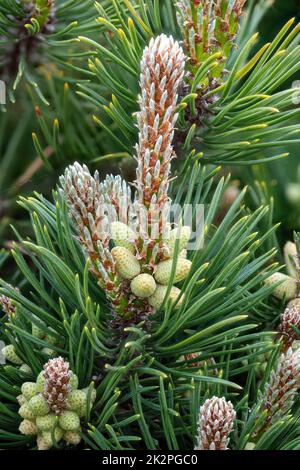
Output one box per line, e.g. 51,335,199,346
19,419,38,436
2,344,23,365
155,258,192,285
284,241,299,279
43,357,71,414
78,386,96,417
111,246,141,280
58,410,80,431
166,226,191,256
176,0,246,81
286,183,300,206
82,386,96,403
111,221,136,253
130,274,156,298
278,305,300,351
195,397,236,450
264,272,298,301
148,284,183,309
60,162,117,289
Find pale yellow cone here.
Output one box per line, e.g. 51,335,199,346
166,226,191,256
149,284,183,309
19,419,38,436
2,344,23,365
111,246,141,280
264,272,298,301
130,274,156,298
42,427,64,447
287,297,300,310
154,258,192,285
64,430,82,445
284,241,298,279
111,221,136,253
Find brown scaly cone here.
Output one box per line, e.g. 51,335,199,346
278,302,300,352
60,163,118,294
253,347,300,438
43,356,71,415
0,294,16,316
195,396,236,450
135,34,186,266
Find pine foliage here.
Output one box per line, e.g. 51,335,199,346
0,0,300,451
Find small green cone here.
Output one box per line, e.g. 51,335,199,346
36,413,57,431
36,371,46,392
21,382,38,401
154,258,192,285
28,394,50,417
111,221,136,253
165,226,191,257
284,241,299,279
42,427,64,447
67,390,86,411
70,372,79,390
58,410,80,431
19,402,35,421
19,363,32,374
149,285,183,309
2,344,23,365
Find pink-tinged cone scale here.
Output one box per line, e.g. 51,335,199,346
134,34,186,264
43,357,71,415
195,396,236,450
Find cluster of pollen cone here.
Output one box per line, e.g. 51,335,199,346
17,357,96,450
111,221,192,309
60,34,193,321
